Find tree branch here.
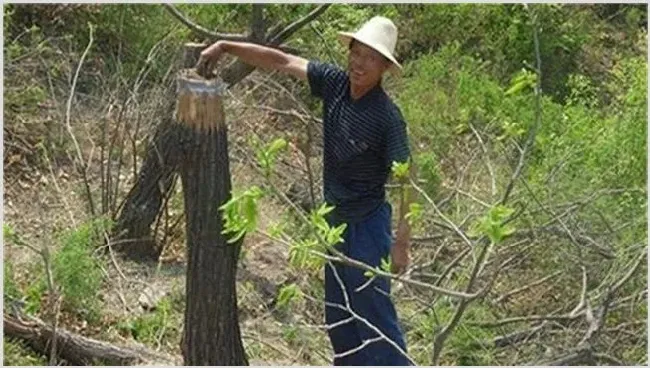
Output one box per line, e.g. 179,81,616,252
163,4,247,42
269,5,331,45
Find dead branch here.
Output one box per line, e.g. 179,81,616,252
491,322,547,348
4,313,177,366
431,239,494,364
473,313,581,328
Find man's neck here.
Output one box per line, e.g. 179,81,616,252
349,81,381,100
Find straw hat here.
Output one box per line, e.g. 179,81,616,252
337,16,402,72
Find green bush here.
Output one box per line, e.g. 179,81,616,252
117,296,183,346
53,218,109,321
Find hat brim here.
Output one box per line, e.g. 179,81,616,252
337,32,402,74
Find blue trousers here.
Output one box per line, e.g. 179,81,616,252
325,202,410,366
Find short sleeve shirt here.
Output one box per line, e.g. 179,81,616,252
307,60,410,224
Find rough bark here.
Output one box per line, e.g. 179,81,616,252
112,115,178,261
177,122,247,365
112,45,204,262
4,314,177,366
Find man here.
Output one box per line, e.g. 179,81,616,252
198,16,414,366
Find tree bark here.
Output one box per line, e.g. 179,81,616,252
112,114,178,261
112,45,205,262
4,314,177,366
176,81,247,365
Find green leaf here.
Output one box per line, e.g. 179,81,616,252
405,202,424,227
220,186,265,243
268,138,288,155
276,283,302,309
505,69,537,96
391,161,410,180
380,256,392,273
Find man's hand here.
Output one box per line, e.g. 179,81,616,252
391,161,417,275
196,41,225,77
391,240,410,274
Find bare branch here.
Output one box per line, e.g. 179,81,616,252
269,5,331,45
468,121,496,198
610,250,645,296
411,179,474,248
66,23,96,216
163,4,247,42
593,352,626,365
564,267,586,318
432,239,493,364
473,313,581,328
491,322,547,348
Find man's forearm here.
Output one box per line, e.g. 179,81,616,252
202,41,307,80
218,41,287,70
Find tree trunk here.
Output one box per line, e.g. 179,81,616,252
176,75,247,365
112,114,178,261
112,44,205,262
4,314,177,366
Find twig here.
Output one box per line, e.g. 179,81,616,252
570,266,588,317
40,145,77,226
593,352,626,366
431,239,494,364
48,293,63,366
326,261,416,365
609,250,645,296
314,248,476,299
472,313,581,328
468,121,496,198
65,22,96,216
411,179,474,248
248,159,476,299
334,337,384,359
490,322,548,348
495,271,562,305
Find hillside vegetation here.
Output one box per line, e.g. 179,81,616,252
3,4,647,366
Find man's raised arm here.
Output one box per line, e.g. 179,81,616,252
197,41,309,80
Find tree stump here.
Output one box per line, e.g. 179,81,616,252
175,70,247,365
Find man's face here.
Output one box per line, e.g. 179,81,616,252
347,41,391,89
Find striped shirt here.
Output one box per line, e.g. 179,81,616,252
307,61,410,224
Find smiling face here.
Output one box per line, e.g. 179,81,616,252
347,40,392,91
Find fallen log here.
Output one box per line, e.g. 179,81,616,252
4,314,178,366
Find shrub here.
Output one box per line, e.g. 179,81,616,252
52,218,109,321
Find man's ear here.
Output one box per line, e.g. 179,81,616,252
383,58,393,73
